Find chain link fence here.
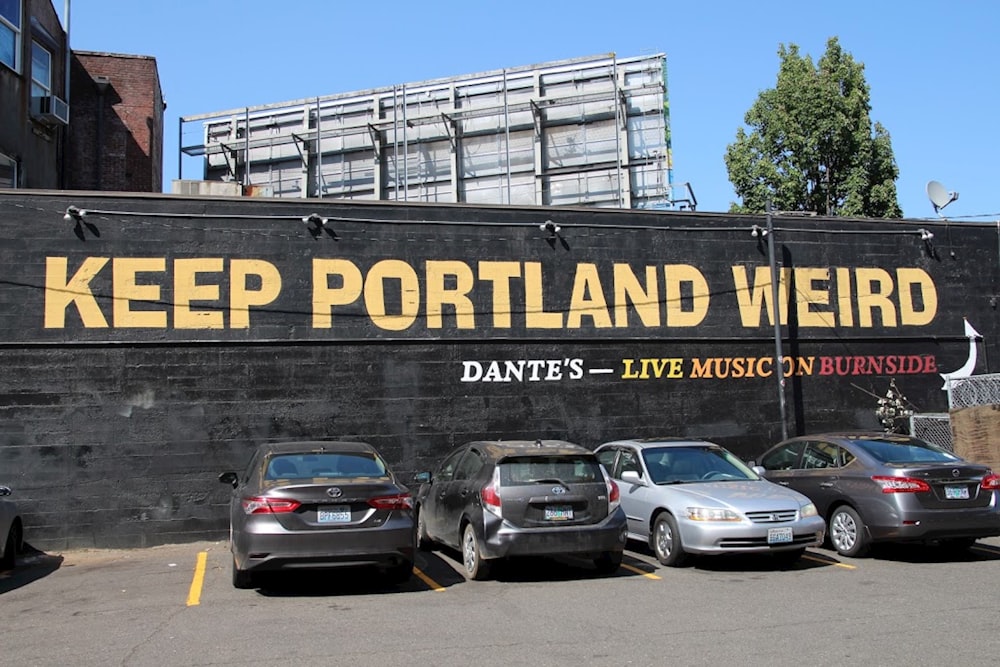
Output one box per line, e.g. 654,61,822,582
947,373,1000,409
910,373,1000,450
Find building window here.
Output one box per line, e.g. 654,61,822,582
31,40,51,96
0,0,21,71
0,153,16,188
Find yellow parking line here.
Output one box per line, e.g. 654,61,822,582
186,551,208,606
620,562,661,580
802,553,856,569
413,566,446,591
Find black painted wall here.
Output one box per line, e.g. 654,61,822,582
1,191,997,549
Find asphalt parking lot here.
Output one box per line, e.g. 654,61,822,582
3,538,1000,666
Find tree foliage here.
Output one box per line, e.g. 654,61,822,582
725,37,903,218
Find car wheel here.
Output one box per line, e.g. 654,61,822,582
772,547,806,567
593,550,623,575
231,556,255,589
829,506,870,558
1,523,20,570
462,523,491,580
652,513,687,567
416,508,432,551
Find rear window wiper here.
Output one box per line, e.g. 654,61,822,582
525,477,572,488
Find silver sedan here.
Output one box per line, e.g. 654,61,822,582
595,438,825,566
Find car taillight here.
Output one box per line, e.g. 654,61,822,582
368,493,414,510
605,472,621,512
871,475,931,493
981,474,1000,490
481,469,502,517
241,496,301,514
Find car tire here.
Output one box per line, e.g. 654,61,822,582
594,550,623,575
652,513,687,567
462,523,491,580
232,556,255,589
1,523,20,570
828,506,870,558
772,547,806,567
416,507,432,552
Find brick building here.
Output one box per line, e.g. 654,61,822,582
0,0,69,189
65,51,165,192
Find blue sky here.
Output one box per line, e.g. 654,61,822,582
62,0,998,221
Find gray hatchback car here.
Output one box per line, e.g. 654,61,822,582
414,440,628,579
219,441,416,589
755,432,1000,557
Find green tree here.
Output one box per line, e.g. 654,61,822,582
725,37,903,218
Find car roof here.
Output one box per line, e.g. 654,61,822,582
779,432,923,444
463,439,591,459
257,440,380,456
600,437,720,450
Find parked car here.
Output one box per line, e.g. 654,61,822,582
218,441,416,589
753,432,1000,557
414,439,627,580
594,438,825,567
1,485,23,570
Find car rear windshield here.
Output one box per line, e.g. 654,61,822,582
265,453,389,480
850,437,959,464
499,455,603,486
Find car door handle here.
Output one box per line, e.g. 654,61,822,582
777,481,790,486
819,482,834,488
459,489,470,497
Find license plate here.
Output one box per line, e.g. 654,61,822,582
767,527,794,544
317,505,351,523
544,505,573,521
945,485,970,500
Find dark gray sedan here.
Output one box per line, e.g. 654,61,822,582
754,432,1000,557
415,440,627,580
219,441,416,589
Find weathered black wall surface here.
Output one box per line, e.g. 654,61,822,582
1,191,997,549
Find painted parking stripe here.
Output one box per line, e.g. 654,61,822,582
971,543,1000,556
413,566,446,591
620,562,661,580
802,553,857,569
186,551,208,606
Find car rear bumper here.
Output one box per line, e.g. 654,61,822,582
234,515,415,573
677,515,827,555
866,506,1000,542
480,507,628,560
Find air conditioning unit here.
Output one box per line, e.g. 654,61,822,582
31,95,70,126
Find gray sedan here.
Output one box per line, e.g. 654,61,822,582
754,432,1000,557
595,438,825,566
219,441,416,589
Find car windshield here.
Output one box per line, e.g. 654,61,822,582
265,453,389,480
499,455,602,486
850,437,960,464
641,446,758,484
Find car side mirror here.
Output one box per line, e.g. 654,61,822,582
413,471,431,484
751,466,766,476
218,471,238,488
0,486,11,497
621,470,645,486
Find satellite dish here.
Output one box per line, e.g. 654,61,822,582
926,180,959,214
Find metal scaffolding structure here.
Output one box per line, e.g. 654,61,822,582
178,53,692,210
